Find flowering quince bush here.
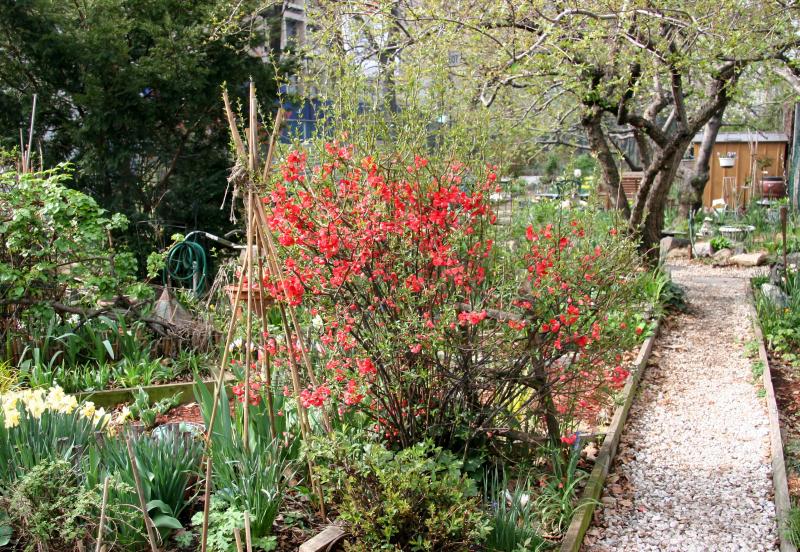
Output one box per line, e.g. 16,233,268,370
259,143,646,450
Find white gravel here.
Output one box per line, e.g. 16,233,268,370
584,262,778,552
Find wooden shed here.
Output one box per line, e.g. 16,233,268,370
691,131,788,209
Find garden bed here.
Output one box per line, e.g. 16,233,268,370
752,282,798,552
74,378,226,409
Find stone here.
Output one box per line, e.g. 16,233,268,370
601,497,618,508
660,236,691,256
730,251,769,267
666,246,690,260
692,241,712,257
712,248,732,265
760,283,789,309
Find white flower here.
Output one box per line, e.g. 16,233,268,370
80,401,96,420
3,407,19,428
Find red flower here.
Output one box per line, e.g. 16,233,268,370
561,433,577,446
357,358,377,376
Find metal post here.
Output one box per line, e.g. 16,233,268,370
192,260,199,296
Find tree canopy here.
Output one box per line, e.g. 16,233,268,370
310,0,800,249
0,0,287,261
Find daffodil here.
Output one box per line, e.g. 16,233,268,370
80,401,96,420
3,407,19,428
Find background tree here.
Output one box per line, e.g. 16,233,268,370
0,0,288,264
313,1,798,251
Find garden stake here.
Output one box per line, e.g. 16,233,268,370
256,251,277,438
125,434,159,552
94,475,110,552
252,178,328,521
244,113,330,517
233,528,244,552
252,194,333,433
781,205,788,273
244,511,253,552
242,80,262,451
199,213,252,552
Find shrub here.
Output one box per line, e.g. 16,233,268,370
263,145,645,450
0,165,144,316
0,459,136,551
307,432,491,551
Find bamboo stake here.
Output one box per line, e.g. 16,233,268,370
202,96,283,552
242,82,259,451
233,528,244,552
222,89,247,159
219,93,327,521
251,184,327,520
125,435,159,552
200,218,252,552
256,251,277,438
94,476,110,552
251,200,332,433
244,511,253,552
781,205,788,272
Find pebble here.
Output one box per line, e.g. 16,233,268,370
584,263,778,552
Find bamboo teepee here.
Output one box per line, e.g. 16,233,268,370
199,82,327,552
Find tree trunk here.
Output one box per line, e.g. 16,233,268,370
678,111,724,217
582,108,631,219
640,137,693,252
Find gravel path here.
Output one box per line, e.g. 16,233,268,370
584,262,777,552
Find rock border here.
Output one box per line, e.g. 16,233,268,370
559,319,660,552
748,290,797,552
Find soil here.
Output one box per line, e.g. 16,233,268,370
768,351,800,497
154,401,204,426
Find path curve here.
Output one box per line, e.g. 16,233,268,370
584,262,777,552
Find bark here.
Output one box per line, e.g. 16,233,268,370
678,111,724,217
582,107,631,219
640,142,690,252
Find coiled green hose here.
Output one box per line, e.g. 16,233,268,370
165,239,208,295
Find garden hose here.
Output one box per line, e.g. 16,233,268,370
165,231,243,296
165,239,209,296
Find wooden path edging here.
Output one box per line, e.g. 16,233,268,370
559,319,661,552
748,291,797,552
74,378,230,409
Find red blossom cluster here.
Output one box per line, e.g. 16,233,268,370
259,143,499,428
258,143,642,448
232,381,263,406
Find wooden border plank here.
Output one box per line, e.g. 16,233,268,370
559,320,660,552
73,378,230,409
749,291,797,552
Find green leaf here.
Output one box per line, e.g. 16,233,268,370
0,520,11,547
146,499,173,515
151,514,183,530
